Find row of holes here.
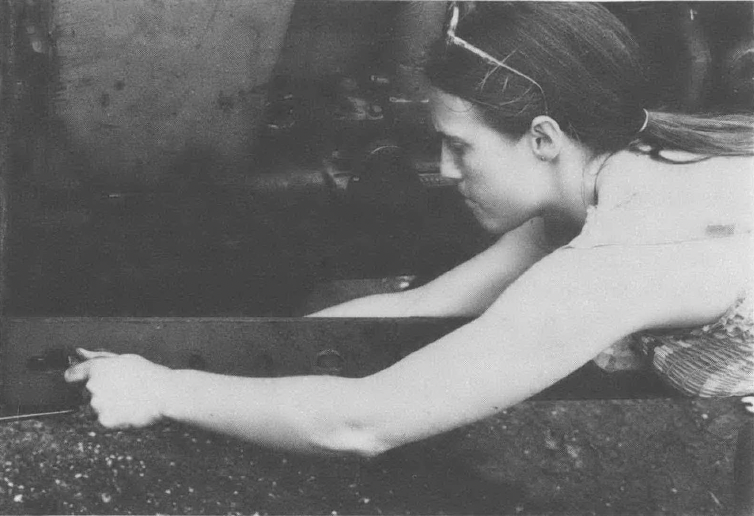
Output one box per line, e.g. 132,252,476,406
27,349,346,375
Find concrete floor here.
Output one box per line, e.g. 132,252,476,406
0,397,747,515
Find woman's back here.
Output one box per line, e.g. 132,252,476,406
572,151,754,249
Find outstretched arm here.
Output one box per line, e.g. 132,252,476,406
65,238,747,456
309,217,550,318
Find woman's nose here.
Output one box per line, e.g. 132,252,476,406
439,147,463,181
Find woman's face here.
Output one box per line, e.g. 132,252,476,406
429,89,553,234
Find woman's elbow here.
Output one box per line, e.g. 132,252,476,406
319,423,395,459
304,379,402,458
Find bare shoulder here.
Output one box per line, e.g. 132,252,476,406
598,151,753,205
591,152,753,245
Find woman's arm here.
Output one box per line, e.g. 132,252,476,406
65,353,368,455
309,217,550,318
65,237,748,456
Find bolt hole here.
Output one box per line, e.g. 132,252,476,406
314,349,344,375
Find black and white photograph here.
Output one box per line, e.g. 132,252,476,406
0,1,752,514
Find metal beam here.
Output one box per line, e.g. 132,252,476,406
1,316,680,413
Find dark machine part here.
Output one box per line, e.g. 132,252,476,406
347,143,430,218
344,144,436,276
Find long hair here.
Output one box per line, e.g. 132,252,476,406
424,2,754,157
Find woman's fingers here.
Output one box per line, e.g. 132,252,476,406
64,348,119,382
64,360,94,383
76,348,118,360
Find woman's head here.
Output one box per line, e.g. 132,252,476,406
430,89,564,233
424,2,650,155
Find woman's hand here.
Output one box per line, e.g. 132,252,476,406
64,349,175,429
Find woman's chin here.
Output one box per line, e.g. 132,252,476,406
475,216,507,235
475,213,529,236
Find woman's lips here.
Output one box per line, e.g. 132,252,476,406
458,188,478,209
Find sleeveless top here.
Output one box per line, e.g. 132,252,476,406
564,161,754,398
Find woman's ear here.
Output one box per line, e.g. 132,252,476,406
528,115,564,162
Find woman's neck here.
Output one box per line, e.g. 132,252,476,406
549,146,610,217
540,149,615,247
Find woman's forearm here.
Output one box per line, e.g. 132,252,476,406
160,369,380,456
310,219,550,319
307,291,419,318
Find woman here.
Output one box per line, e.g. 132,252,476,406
65,3,753,456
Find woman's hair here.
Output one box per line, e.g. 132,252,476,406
424,2,754,157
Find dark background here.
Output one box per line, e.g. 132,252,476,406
3,1,752,318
